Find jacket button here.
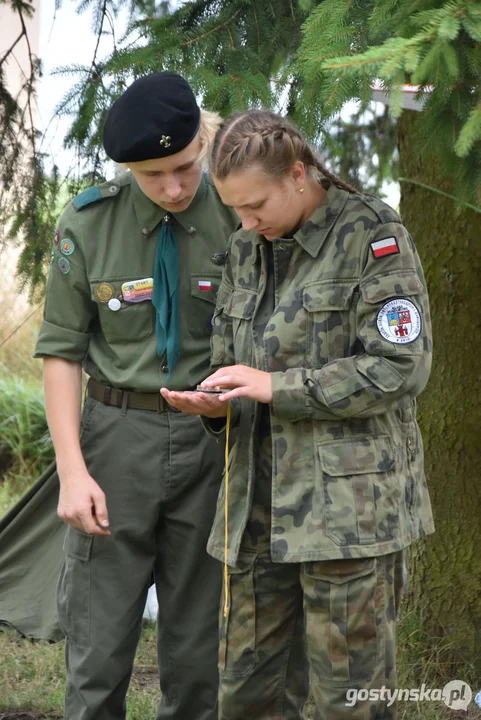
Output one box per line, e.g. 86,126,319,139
161,365,169,374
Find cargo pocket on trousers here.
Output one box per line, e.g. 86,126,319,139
302,558,379,687
57,527,93,649
219,549,257,678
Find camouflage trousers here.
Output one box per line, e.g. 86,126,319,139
218,421,405,719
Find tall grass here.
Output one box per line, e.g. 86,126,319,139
0,368,53,514
0,303,43,382
0,296,51,515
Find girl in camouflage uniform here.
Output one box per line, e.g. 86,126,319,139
163,109,434,720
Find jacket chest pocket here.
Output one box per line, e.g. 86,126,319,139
303,280,357,367
224,288,256,364
91,279,155,344
188,273,222,337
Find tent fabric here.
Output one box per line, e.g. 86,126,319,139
0,462,65,641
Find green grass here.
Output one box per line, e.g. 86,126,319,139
0,369,54,515
396,611,481,719
0,303,49,514
0,622,159,717
0,615,480,718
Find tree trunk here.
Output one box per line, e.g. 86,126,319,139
398,110,481,681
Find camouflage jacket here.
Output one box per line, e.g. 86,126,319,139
206,182,434,566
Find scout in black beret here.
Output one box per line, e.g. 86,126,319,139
31,66,237,720
103,71,201,163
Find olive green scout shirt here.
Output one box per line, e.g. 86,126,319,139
35,172,237,391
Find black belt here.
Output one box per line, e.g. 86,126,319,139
87,378,176,413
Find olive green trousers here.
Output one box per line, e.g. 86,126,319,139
58,397,224,720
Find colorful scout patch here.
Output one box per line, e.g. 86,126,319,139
61,238,75,256
376,298,421,344
370,236,399,258
121,277,153,303
58,258,70,274
54,229,60,245
95,282,115,303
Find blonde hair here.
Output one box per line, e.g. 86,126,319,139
210,109,359,194
197,109,223,163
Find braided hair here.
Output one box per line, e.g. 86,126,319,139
210,109,358,194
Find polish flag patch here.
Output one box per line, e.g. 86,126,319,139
370,237,399,258
198,280,212,291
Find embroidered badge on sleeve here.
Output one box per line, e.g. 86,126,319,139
61,238,75,256
376,299,422,344
371,237,399,258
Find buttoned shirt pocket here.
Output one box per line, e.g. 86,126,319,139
91,279,155,344
318,435,400,547
224,287,257,365
303,280,357,367
189,273,222,337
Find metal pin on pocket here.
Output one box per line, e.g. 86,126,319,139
108,298,121,312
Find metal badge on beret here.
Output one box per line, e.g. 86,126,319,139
102,72,201,163
211,251,227,266
95,282,115,303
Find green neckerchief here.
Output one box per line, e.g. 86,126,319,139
152,215,179,376
151,174,209,376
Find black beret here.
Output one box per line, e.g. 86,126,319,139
102,71,201,163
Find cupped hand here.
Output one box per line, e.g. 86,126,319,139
160,388,228,417
199,365,272,404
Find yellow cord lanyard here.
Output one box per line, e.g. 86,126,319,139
223,402,231,617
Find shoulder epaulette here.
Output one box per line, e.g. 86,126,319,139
357,193,402,225
72,172,131,211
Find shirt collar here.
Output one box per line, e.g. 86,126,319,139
293,182,349,257
130,172,208,236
